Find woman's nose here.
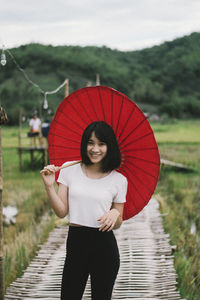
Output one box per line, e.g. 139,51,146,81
92,144,99,152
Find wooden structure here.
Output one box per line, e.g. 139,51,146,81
5,198,184,299
18,146,48,170
161,158,194,171
18,109,48,170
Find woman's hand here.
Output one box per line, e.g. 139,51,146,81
40,165,56,187
98,209,120,232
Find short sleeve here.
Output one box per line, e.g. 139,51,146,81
113,175,128,203
57,161,75,186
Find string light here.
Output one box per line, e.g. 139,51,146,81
43,94,48,110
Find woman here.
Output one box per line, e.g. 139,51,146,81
41,121,128,300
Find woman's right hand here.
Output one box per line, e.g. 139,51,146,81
40,165,57,187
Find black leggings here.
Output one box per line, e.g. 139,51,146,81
61,226,120,300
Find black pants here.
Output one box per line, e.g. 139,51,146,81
61,226,120,300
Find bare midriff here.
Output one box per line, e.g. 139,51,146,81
69,223,83,227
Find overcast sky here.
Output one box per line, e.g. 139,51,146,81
1,0,200,51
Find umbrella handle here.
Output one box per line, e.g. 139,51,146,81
41,160,82,175
55,160,82,172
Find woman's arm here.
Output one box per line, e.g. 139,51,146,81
111,202,124,229
98,203,124,231
41,165,69,218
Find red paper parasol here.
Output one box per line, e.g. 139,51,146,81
48,86,160,220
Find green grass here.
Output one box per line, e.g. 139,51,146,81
1,126,56,290
152,120,200,299
151,119,200,144
156,170,200,299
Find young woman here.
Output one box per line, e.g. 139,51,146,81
41,121,128,300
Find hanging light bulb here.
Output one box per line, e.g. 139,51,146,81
1,47,6,66
43,94,48,109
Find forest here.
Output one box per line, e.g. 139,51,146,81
1,31,200,124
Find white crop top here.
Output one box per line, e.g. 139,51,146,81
57,161,128,228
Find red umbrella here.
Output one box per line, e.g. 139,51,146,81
48,86,160,220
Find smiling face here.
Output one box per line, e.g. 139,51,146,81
87,132,108,165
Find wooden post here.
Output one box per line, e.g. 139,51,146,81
0,106,7,300
64,79,69,97
38,97,42,121
44,148,48,166
18,148,22,171
96,74,100,86
18,108,22,149
87,81,92,87
0,126,4,300
18,109,22,171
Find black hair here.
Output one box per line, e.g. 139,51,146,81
81,121,121,172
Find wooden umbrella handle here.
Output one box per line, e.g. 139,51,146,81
55,160,82,172
41,160,82,175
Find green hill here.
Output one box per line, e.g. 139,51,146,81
1,32,200,124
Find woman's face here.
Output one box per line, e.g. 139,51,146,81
87,132,107,165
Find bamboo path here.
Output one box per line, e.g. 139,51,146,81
5,198,184,300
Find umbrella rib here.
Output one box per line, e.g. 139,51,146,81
48,145,80,150
57,108,86,131
125,159,159,180
48,132,80,144
111,90,114,127
51,155,81,162
52,119,82,136
125,154,160,166
115,96,124,135
119,117,147,146
121,168,145,211
74,93,93,123
117,104,136,140
68,99,89,126
86,88,99,120
98,86,106,121
122,146,159,153
123,163,154,194
120,132,153,150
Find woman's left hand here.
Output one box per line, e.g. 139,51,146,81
98,209,120,232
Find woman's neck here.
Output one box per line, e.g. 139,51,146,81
86,163,102,173
82,163,110,179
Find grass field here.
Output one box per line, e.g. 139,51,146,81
2,119,200,298
2,127,56,288
151,120,200,300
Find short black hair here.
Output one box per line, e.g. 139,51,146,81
81,121,121,172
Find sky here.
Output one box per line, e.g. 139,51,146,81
1,0,200,51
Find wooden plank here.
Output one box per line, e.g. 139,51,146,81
161,158,194,171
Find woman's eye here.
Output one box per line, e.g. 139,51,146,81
88,140,93,145
99,142,106,146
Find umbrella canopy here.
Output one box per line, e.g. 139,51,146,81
48,86,160,220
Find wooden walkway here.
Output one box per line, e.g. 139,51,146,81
5,198,184,300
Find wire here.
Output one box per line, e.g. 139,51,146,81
1,44,97,109
6,48,67,96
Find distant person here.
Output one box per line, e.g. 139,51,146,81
29,113,42,147
41,119,50,147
